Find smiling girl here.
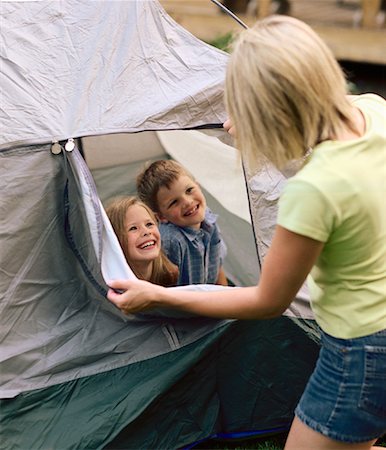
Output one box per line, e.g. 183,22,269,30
105,196,178,287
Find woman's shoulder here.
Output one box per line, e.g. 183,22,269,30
349,93,386,110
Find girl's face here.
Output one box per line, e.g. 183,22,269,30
124,204,161,265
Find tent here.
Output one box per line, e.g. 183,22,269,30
0,1,320,449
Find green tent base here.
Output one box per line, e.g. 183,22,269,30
1,318,319,450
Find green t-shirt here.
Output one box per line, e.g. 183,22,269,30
277,94,386,339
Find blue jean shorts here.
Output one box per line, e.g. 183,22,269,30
295,328,386,443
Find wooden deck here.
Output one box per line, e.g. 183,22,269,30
160,0,386,64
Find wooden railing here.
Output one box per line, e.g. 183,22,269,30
224,0,384,28
160,0,386,64
362,0,383,27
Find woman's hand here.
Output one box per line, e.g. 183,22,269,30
107,279,165,314
223,118,236,136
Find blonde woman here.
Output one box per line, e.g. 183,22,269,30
107,16,386,449
106,196,178,287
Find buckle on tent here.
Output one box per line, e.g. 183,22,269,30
51,141,63,154
51,138,75,154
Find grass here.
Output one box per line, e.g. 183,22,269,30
194,432,386,449
193,432,287,450
207,32,234,52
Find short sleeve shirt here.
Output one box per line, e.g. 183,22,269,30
277,94,386,339
160,208,226,286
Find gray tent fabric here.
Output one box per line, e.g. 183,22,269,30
0,318,319,450
0,0,227,149
0,143,237,396
0,142,319,447
0,1,320,449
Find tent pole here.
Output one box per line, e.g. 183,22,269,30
210,0,249,29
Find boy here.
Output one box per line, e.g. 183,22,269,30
136,160,228,286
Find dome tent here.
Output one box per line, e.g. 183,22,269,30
0,1,319,449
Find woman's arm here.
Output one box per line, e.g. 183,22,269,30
107,226,324,319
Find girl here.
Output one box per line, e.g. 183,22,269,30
106,196,178,287
107,16,386,449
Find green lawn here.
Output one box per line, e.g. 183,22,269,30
195,432,386,449
194,432,287,450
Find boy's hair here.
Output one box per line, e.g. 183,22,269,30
136,160,195,213
225,15,355,171
105,195,178,287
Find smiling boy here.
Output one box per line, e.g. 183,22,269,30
136,160,228,286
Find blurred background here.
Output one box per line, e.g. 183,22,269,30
160,0,385,97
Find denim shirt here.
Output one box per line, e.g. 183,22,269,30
159,208,226,286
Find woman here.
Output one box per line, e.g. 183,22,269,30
106,196,178,287
107,16,386,449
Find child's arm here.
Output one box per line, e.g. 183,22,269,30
216,266,228,286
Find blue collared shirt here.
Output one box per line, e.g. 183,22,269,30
159,208,226,286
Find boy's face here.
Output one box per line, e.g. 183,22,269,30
156,175,206,230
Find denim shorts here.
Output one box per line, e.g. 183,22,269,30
295,328,386,443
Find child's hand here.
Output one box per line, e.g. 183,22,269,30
107,279,165,314
216,266,228,286
223,118,236,137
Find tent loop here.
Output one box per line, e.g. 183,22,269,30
65,138,75,152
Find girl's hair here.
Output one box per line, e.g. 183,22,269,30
105,196,178,287
225,15,356,170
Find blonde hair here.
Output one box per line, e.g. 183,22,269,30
105,196,178,287
225,15,356,170
136,159,195,213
